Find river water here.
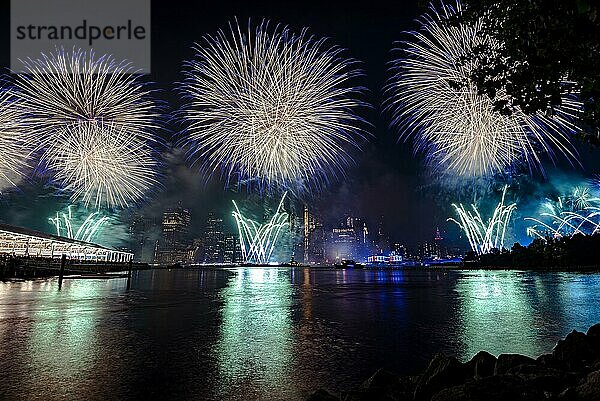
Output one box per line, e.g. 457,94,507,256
0,268,599,400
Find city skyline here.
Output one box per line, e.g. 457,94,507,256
138,198,460,265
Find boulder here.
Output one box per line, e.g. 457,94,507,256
587,324,600,338
465,351,496,379
536,353,563,369
361,368,401,390
494,354,537,375
557,386,576,400
507,363,578,393
574,370,600,401
553,330,600,369
431,375,544,401
309,324,600,401
341,388,398,401
357,369,418,401
307,389,341,401
431,385,467,401
414,354,468,400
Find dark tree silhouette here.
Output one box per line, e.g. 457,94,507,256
453,0,600,143
474,233,600,269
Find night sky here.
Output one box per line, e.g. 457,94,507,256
0,0,599,250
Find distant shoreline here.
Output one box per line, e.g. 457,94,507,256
3,262,600,282
151,263,600,273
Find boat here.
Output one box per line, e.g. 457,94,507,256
334,259,364,269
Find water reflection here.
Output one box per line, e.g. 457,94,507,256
558,274,600,332
455,271,600,360
456,271,539,358
216,268,294,400
0,269,599,401
0,278,128,399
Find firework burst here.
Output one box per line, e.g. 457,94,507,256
14,48,158,139
448,185,517,254
232,192,290,264
180,20,366,193
0,89,32,193
49,205,109,243
387,2,580,178
43,121,158,208
13,48,161,207
525,186,600,238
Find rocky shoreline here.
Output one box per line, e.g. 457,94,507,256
308,323,600,401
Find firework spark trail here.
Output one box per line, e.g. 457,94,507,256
448,185,516,254
14,48,160,207
0,89,33,193
387,2,581,178
525,186,600,238
232,192,290,264
14,48,159,139
180,20,366,193
43,121,159,208
49,205,109,243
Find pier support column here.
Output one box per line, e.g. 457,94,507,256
58,254,66,290
126,259,133,290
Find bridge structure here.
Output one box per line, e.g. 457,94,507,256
0,223,132,263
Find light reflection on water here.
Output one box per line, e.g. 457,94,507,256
455,271,600,358
216,268,294,400
0,268,599,401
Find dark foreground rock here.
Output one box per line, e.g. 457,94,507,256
307,323,600,401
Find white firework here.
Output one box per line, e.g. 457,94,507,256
43,121,158,208
180,20,366,193
448,185,517,254
232,192,290,264
14,48,158,140
49,205,109,243
525,186,600,239
0,89,32,193
13,48,160,206
387,2,581,178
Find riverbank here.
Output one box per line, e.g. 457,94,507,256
308,323,600,401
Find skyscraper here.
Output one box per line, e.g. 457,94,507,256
204,212,225,263
350,217,369,260
373,215,390,255
329,217,358,262
308,222,325,264
128,213,147,262
223,234,241,264
302,206,325,264
288,208,304,264
433,227,447,258
154,204,192,264
304,205,311,263
128,213,160,263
